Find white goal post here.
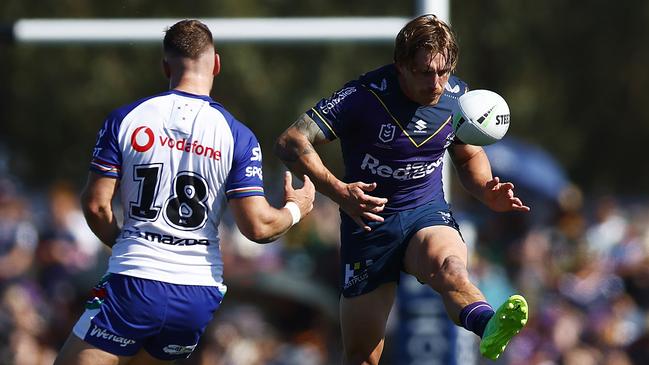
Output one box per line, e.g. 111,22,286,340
9,1,448,44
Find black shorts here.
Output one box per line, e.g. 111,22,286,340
339,200,462,298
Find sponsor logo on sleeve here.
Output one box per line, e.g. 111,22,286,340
320,87,357,114
250,145,262,161
245,166,263,179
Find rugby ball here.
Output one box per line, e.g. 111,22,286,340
452,89,510,145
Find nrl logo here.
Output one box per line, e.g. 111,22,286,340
378,123,396,143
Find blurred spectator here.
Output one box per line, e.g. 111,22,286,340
36,180,104,275
0,179,38,284
3,170,649,363
1,282,56,365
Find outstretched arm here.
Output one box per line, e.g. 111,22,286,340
449,143,530,212
229,172,315,243
274,113,387,231
81,172,121,248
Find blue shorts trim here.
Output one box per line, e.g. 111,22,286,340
73,273,224,360
339,200,461,297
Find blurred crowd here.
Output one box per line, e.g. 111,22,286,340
1,173,649,365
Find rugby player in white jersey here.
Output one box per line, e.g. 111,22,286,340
54,19,314,365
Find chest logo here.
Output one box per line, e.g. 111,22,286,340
414,119,428,132
131,126,155,152
378,123,396,143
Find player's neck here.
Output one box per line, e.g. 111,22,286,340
169,75,213,97
396,73,420,105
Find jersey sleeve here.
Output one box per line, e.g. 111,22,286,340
305,82,363,140
449,77,471,145
225,122,265,200
89,111,122,178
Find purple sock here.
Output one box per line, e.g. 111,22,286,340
459,301,495,337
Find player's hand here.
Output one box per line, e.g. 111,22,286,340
483,176,530,212
338,181,388,232
284,172,315,219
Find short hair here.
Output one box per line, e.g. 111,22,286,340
163,19,214,59
393,14,458,72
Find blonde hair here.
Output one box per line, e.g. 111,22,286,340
394,14,458,72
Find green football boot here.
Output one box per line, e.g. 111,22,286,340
479,294,528,360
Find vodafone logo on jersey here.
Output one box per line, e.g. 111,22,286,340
130,125,221,160
131,126,155,152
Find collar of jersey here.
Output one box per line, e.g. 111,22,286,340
169,89,214,102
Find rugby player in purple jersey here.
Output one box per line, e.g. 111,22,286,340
275,14,529,364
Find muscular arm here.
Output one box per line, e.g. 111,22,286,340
229,172,314,243
274,113,346,202
449,142,529,212
449,143,494,203
275,113,387,231
80,172,121,248
229,196,293,243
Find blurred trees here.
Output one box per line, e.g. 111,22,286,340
1,0,648,195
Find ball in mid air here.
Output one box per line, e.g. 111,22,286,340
452,89,510,145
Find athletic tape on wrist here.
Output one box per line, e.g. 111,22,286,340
283,201,301,226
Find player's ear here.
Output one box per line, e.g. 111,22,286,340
162,58,171,79
394,61,406,75
213,53,221,76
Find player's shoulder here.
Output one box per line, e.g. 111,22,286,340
319,64,395,109
206,100,258,141
357,64,398,95
106,91,172,122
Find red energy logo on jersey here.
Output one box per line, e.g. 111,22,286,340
130,125,221,160
131,126,155,152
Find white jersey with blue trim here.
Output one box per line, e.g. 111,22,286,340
90,90,265,289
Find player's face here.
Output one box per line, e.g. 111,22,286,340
397,49,451,106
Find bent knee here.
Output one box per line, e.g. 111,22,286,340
431,255,469,290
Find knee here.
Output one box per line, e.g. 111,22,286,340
433,255,470,290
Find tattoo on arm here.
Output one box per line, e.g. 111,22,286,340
293,114,327,145
276,114,328,163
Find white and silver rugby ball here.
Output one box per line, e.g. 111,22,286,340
452,89,510,145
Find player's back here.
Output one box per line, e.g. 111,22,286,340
91,90,264,289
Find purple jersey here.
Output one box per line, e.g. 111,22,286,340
307,64,468,212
